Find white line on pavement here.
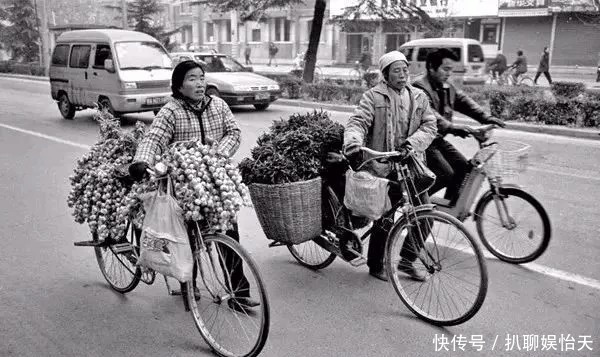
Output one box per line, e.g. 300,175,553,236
529,166,600,182
0,123,90,150
2,121,600,290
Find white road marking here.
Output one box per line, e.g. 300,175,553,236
0,123,90,150
2,116,600,291
529,166,600,182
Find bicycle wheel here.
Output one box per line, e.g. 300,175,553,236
386,209,488,326
475,187,551,264
93,220,142,293
519,76,534,86
187,233,270,357
287,186,337,269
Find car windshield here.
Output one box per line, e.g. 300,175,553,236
115,41,173,70
194,55,244,72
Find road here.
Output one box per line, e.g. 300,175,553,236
0,77,598,357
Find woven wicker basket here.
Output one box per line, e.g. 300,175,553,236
248,177,322,245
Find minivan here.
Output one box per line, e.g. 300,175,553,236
49,29,173,119
399,38,488,85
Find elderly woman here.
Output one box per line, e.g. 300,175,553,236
130,60,259,310
344,51,437,282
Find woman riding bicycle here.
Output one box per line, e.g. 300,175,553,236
412,48,505,204
129,60,260,310
343,51,437,282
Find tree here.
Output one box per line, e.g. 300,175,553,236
0,0,40,61
303,0,326,82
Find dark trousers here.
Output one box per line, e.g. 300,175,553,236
426,137,469,203
245,55,251,65
189,223,250,297
367,175,430,272
534,71,552,84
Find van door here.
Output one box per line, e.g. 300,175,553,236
90,43,119,106
68,44,92,106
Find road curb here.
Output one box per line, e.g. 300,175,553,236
3,72,599,140
276,99,600,141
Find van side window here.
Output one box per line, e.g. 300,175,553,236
51,44,70,66
70,45,91,68
94,45,112,69
417,47,461,62
400,47,414,61
468,44,484,63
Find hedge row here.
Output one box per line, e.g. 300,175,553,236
0,61,46,76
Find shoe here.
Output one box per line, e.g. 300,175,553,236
397,259,427,282
228,297,260,312
369,268,389,282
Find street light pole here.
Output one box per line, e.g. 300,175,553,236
121,0,128,29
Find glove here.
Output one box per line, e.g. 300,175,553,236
487,116,506,128
450,124,472,138
128,161,150,182
343,142,362,157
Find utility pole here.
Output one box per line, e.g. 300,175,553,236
37,0,50,75
121,0,128,29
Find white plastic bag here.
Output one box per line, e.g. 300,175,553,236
344,169,391,221
138,177,193,283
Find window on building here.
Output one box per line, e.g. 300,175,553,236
420,0,427,6
93,44,112,68
180,1,192,14
252,28,261,42
69,45,91,68
51,44,69,66
206,22,215,42
430,0,437,6
481,24,498,44
275,18,291,42
225,20,231,42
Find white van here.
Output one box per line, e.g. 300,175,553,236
399,38,488,85
49,29,173,119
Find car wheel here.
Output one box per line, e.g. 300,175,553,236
98,97,119,118
254,103,270,111
58,93,75,120
206,87,220,98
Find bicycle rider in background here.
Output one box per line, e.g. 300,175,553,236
509,50,528,84
488,50,508,82
344,51,437,282
412,48,506,205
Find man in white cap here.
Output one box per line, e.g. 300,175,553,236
344,51,437,282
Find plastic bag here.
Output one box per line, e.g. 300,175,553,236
344,169,391,221
138,177,193,283
407,155,436,195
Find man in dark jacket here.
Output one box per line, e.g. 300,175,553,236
412,48,505,204
534,47,552,85
489,51,508,80
510,50,528,83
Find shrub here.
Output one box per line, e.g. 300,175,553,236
302,82,364,104
238,110,344,185
551,81,586,98
363,71,380,88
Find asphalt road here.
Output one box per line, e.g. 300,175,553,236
0,77,598,357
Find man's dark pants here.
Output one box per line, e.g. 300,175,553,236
426,137,469,203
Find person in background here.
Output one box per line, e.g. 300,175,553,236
534,46,553,85
344,51,437,282
129,60,259,311
412,48,505,204
268,42,278,67
244,43,252,65
489,50,508,81
510,50,528,83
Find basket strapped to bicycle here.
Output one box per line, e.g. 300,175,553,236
474,140,530,178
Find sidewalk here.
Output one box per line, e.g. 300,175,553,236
2,72,599,140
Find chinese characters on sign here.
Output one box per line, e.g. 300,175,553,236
433,334,594,352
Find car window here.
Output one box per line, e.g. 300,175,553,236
400,47,414,61
52,44,70,66
467,44,484,63
195,55,244,72
70,45,91,68
115,41,172,70
93,44,113,68
416,46,461,62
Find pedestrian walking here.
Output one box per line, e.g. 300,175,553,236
268,42,278,66
244,43,252,65
534,46,553,85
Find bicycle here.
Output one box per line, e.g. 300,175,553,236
348,61,378,83
282,147,488,326
291,53,323,82
74,163,270,357
431,124,551,264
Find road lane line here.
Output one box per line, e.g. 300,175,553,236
2,121,600,290
0,123,90,150
529,166,600,182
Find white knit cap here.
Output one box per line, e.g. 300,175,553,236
378,51,408,73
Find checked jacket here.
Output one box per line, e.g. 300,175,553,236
134,96,241,165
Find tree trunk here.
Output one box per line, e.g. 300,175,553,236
302,0,326,83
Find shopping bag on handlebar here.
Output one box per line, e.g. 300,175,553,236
406,155,436,195
344,169,391,221
138,176,193,283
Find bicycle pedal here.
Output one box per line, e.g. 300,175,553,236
349,256,367,267
112,242,133,253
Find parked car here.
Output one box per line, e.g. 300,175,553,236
399,38,488,85
49,29,173,119
170,51,281,110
